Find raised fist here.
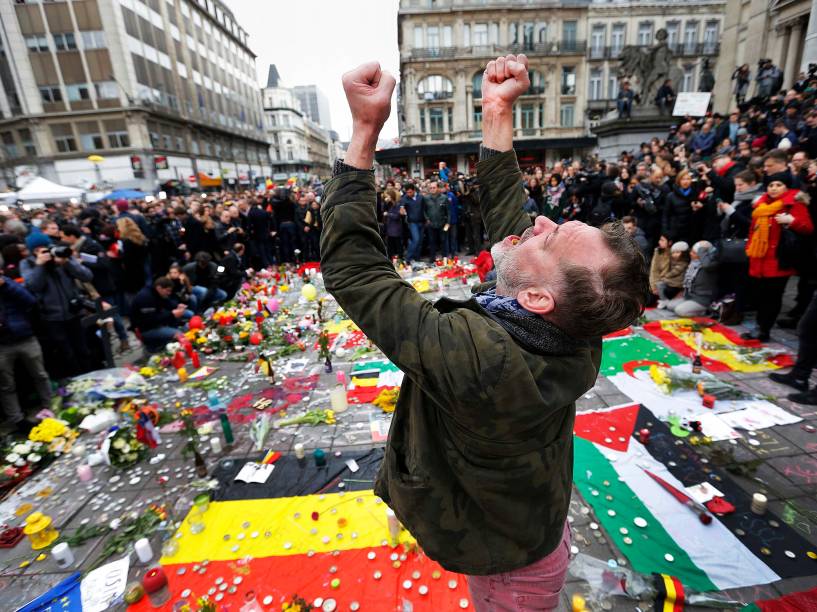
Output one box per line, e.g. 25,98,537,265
482,54,530,112
342,62,396,135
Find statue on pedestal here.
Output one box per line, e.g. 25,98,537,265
618,29,683,108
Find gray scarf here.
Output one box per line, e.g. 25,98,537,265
474,288,582,355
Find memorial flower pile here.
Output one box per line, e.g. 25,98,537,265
106,425,148,469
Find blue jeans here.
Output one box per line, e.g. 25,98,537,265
407,222,423,261
140,326,180,352
191,286,227,313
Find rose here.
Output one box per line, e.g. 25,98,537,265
12,443,32,455
27,453,41,463
5,453,20,463
112,438,126,450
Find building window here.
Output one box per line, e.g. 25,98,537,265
472,71,483,99
589,68,603,100
637,22,653,46
684,21,698,54
108,131,130,148
590,25,605,58
66,84,91,102
462,24,470,46
94,81,118,99
473,105,482,129
527,70,545,95
537,23,548,44
538,103,545,127
442,25,452,47
1,132,18,159
417,75,453,100
53,32,77,51
78,123,104,151
18,128,36,156
51,124,77,153
611,24,625,56
39,86,63,104
703,21,719,53
562,21,577,51
682,64,695,91
414,26,423,48
420,110,426,133
521,104,535,129
25,35,49,52
473,23,488,46
560,104,574,127
81,30,106,49
489,23,498,45
608,74,619,99
428,107,444,137
666,21,680,50
561,67,576,95
426,26,439,50
523,22,534,50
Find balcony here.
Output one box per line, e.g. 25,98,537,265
587,46,625,60
408,40,587,61
669,42,721,57
417,90,454,101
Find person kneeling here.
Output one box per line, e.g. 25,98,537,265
131,277,186,352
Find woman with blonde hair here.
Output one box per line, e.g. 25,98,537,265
116,217,150,302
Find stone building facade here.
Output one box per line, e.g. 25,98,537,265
0,0,270,192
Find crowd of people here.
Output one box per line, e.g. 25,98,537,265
2,67,817,433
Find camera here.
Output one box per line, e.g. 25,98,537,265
49,245,73,259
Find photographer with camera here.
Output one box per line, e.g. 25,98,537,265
19,233,94,379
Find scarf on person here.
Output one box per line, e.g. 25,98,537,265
683,258,701,293
746,198,785,259
473,288,581,355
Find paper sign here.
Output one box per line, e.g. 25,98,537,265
81,555,130,612
685,481,724,504
673,92,711,117
234,461,274,484
369,413,390,443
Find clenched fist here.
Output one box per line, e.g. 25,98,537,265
482,54,530,113
342,62,396,135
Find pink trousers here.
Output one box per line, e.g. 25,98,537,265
467,522,571,611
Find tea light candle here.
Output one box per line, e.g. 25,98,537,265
77,464,93,482
134,537,153,563
294,443,305,459
751,493,768,515
51,542,75,568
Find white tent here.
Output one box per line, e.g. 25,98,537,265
15,177,85,203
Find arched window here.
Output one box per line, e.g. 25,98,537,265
527,70,545,95
472,71,483,99
417,75,454,100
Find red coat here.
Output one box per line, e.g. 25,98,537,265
747,189,814,278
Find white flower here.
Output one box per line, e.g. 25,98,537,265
5,453,20,464
14,458,26,467
112,438,126,450
27,453,41,463
166,342,180,353
109,518,121,530
12,443,32,455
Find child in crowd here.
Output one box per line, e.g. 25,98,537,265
650,236,689,307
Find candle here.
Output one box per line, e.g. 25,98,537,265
330,385,348,414
209,437,222,454
77,464,93,482
51,542,75,568
294,443,305,459
219,413,234,445
177,367,188,382
751,492,768,515
134,537,153,563
386,508,400,546
313,449,326,467
143,567,170,607
190,351,200,369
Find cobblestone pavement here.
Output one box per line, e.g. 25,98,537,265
0,279,814,611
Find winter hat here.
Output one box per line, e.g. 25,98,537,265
25,232,52,251
601,182,620,197
114,198,129,212
764,171,793,188
671,241,689,253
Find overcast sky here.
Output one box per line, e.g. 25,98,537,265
223,0,401,142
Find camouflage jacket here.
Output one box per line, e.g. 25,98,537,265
320,150,601,575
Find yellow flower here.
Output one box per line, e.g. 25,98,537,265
28,418,69,443
139,366,157,378
184,331,197,341
196,337,207,344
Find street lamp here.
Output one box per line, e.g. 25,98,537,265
87,154,105,188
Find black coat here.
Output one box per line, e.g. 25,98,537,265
130,286,179,332
707,162,745,204
663,186,697,242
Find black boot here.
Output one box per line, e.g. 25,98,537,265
788,387,817,405
769,370,810,392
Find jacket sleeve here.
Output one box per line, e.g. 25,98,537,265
789,201,815,235
320,171,506,405
0,278,36,308
476,150,532,246
64,259,93,282
21,260,48,294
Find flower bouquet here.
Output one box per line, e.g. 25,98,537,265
275,409,336,428
105,426,148,469
1,440,50,491
649,365,747,399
